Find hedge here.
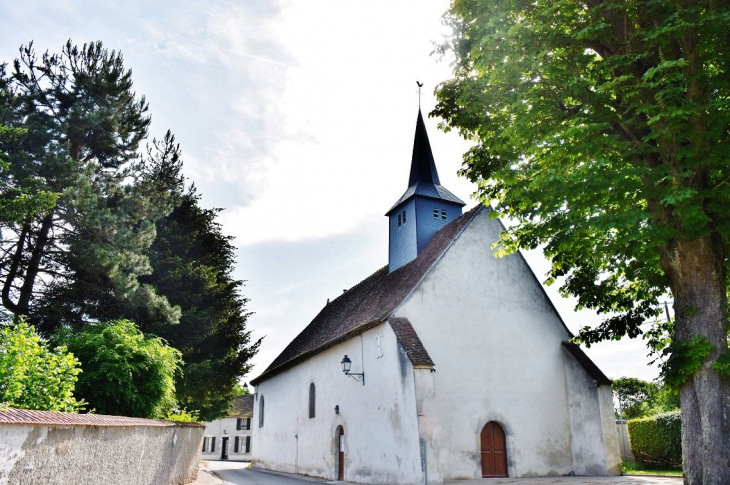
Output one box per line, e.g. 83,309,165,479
627,410,682,469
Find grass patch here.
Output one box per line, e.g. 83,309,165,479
622,460,682,476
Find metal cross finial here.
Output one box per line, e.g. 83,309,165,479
416,81,424,107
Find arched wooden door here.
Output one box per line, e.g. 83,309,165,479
336,426,345,481
480,421,508,477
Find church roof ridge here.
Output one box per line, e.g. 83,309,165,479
250,205,483,386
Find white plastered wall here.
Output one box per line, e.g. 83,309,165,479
395,208,619,481
252,323,424,484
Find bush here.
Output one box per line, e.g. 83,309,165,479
56,319,182,418
628,410,682,469
0,319,84,412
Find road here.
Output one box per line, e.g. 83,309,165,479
204,461,347,484
204,462,681,485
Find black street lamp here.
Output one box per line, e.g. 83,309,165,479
341,355,364,385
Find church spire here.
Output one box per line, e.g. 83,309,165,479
408,109,441,186
386,109,466,273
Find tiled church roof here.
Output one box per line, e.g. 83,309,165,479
251,205,484,385
388,317,434,367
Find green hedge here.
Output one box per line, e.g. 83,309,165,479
627,410,682,469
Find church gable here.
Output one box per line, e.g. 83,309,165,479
250,206,481,386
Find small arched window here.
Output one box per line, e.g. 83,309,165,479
259,396,265,428
402,210,407,224
309,383,316,419
397,214,402,227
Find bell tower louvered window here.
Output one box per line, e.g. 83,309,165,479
309,383,316,419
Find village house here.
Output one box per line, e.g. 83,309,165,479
201,393,254,461
250,110,621,484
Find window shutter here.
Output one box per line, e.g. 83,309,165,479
236,418,241,430
245,436,251,453
234,436,239,453
202,437,207,452
245,418,251,430
211,437,216,453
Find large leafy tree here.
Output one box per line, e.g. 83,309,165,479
0,41,179,330
56,319,181,418
138,190,261,421
434,1,729,482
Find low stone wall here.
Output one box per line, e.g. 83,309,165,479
0,408,204,485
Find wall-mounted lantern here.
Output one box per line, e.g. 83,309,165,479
334,405,339,415
341,355,364,385
242,382,249,391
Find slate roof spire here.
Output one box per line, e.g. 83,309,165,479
386,110,465,215
408,109,441,186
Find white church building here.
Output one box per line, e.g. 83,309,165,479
250,110,621,484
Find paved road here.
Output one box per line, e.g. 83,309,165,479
205,461,350,484
204,462,681,485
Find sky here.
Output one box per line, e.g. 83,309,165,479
0,0,663,384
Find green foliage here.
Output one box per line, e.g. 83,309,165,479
55,319,181,418
0,41,180,331
628,411,682,469
137,191,261,421
613,376,679,419
165,408,200,423
434,0,730,352
0,319,84,412
658,336,713,392
613,377,659,419
711,350,730,378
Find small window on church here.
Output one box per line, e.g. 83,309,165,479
309,383,316,419
402,210,406,224
259,396,265,428
433,208,439,218
398,214,402,227
442,210,447,221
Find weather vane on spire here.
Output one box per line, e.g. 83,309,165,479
416,81,423,108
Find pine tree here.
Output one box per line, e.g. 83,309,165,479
138,190,261,421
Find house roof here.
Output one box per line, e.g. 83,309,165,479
226,394,254,418
0,408,203,427
386,110,465,215
251,205,483,386
562,342,612,386
388,317,434,367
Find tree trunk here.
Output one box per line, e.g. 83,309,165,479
1,223,29,313
661,235,730,484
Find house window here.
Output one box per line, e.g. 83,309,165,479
402,210,406,224
259,396,265,428
433,208,439,218
441,210,447,221
236,418,242,430
398,214,402,227
244,418,251,430
309,383,316,419
202,437,209,452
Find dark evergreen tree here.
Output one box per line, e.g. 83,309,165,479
0,41,180,332
138,189,261,421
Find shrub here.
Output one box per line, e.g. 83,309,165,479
628,410,682,469
0,319,84,412
56,319,182,418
